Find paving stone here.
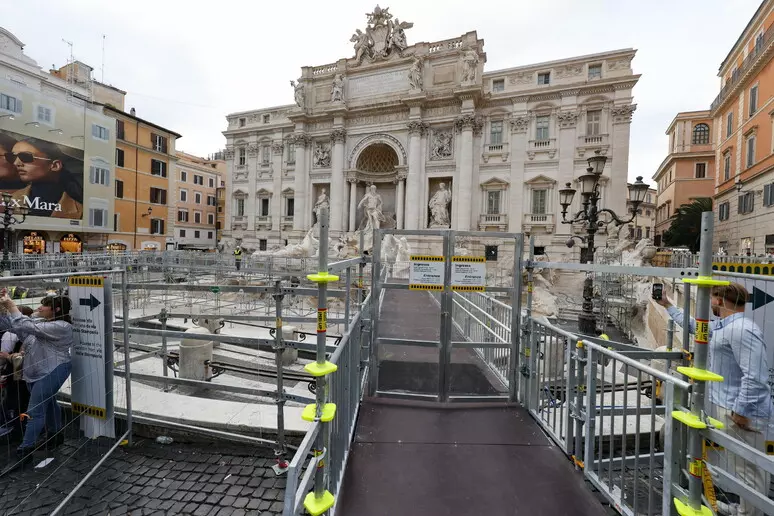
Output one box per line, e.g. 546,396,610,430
193,504,214,516
246,498,262,510
232,497,249,509
219,495,237,507
226,485,243,497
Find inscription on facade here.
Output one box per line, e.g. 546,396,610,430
349,70,407,98
348,112,408,126
425,105,461,118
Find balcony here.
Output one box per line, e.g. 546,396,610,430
231,216,247,231
255,215,272,230
576,134,609,158
478,213,508,230
523,213,555,233
527,139,556,160
233,167,248,182
281,215,293,229
482,142,509,163
711,24,774,113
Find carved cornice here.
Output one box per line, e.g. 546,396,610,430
330,128,347,143
224,147,235,159
407,120,429,135
560,89,581,98
271,142,284,155
612,81,638,91
454,114,482,132
294,132,312,148
509,116,529,133
557,110,579,129
247,143,259,157
611,104,637,124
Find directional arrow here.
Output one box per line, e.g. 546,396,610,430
751,286,774,311
79,294,101,311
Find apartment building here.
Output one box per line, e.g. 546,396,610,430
108,106,181,251
627,185,656,243
711,0,774,254
174,151,223,250
652,111,716,245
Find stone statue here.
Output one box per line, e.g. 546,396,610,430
313,143,331,168
358,184,385,232
388,18,412,52
331,74,345,103
428,183,452,228
351,29,373,63
408,57,423,91
351,6,413,65
290,79,304,108
313,188,329,224
461,50,479,83
431,131,453,160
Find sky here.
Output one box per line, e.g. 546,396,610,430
2,0,763,183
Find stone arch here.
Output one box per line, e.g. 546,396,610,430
355,143,399,174
348,133,407,169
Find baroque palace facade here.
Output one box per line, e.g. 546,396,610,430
222,6,640,255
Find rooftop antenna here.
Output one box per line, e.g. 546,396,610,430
62,38,74,103
101,34,105,83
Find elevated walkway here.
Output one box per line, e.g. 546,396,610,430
338,285,609,516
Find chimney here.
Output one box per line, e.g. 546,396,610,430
130,107,136,116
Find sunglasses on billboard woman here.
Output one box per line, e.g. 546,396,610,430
3,152,54,164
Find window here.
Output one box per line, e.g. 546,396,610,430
260,198,270,216
150,218,165,234
207,195,216,206
746,135,756,168
181,171,187,182
236,198,245,217
487,190,501,215
537,72,550,85
262,146,270,164
194,230,200,238
724,152,731,181
695,163,706,179
586,110,601,136
116,120,125,140
646,194,652,203
92,124,109,141
645,227,651,239
151,159,167,177
89,208,108,228
180,229,186,237
115,148,124,167
239,117,246,127
178,210,189,222
726,112,733,137
36,105,53,124
532,189,547,214
764,183,774,207
89,165,110,186
151,133,168,153
194,175,204,185
535,115,550,140
749,85,759,116
645,209,651,216
692,124,710,144
113,213,119,232
259,239,268,251
738,192,754,214
262,114,270,124
588,64,602,80
195,192,202,204
194,212,201,224
115,179,124,199
767,234,774,254
492,79,505,92
208,177,215,188
287,143,296,164
286,198,295,217
490,120,503,145
150,187,167,204
208,213,215,224
180,189,187,202
0,93,22,113
208,231,213,239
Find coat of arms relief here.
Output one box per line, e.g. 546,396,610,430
351,5,414,65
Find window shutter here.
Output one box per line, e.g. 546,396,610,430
88,209,94,226
15,99,22,114
89,166,95,184
160,220,165,234
161,190,167,205
92,124,98,137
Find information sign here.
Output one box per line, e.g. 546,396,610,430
409,255,445,291
451,256,486,292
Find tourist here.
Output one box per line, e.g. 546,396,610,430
234,246,243,271
0,305,34,439
0,291,73,474
658,283,771,516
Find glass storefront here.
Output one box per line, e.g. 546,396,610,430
60,233,82,253
22,232,45,254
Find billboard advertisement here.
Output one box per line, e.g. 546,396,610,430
0,129,83,220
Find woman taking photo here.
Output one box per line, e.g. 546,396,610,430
0,290,72,473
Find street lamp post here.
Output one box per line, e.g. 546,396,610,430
0,192,29,275
558,150,650,335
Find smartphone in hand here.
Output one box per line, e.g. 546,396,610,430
651,283,664,301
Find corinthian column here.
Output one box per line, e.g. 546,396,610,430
454,115,480,230
329,128,347,232
405,121,426,229
396,174,406,229
271,141,284,233
348,178,357,232
292,133,310,231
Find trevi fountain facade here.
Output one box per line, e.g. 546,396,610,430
222,5,641,259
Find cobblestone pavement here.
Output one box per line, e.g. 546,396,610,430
0,436,287,515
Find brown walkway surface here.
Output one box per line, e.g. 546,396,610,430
337,285,609,516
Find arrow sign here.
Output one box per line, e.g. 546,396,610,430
751,286,774,311
79,294,101,311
